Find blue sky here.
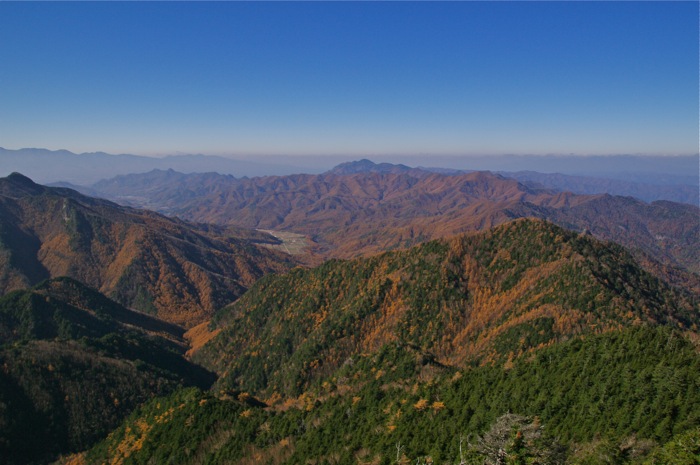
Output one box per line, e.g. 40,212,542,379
0,1,697,158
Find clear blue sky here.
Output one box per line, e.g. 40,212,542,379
1,1,697,158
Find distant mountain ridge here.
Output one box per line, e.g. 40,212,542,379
501,170,699,206
0,173,295,326
3,147,697,189
327,158,417,175
84,166,700,279
327,159,699,205
0,147,306,184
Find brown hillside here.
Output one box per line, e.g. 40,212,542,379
92,168,699,282
0,173,295,327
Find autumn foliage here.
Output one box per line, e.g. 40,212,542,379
195,219,698,398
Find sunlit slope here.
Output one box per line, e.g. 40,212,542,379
194,219,698,398
0,173,295,326
81,325,699,465
91,168,700,278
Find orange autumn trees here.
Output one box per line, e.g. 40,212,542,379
194,219,698,399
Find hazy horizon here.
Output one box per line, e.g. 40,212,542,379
2,147,698,187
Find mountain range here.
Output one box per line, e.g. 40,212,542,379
501,171,698,206
0,165,697,464
3,147,697,190
0,173,294,327
79,164,699,284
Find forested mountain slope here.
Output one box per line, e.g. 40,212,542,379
44,219,700,465
0,173,295,326
78,326,700,465
194,219,698,399
0,277,215,464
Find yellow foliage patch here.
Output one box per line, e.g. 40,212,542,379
413,398,429,411
431,401,445,411
184,321,221,357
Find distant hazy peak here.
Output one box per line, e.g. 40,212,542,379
327,159,414,175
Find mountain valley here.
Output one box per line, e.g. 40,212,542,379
0,167,697,464
84,164,699,284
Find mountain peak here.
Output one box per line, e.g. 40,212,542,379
7,171,37,185
327,159,413,175
0,172,44,197
197,216,698,398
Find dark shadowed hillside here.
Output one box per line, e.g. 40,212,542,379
0,277,215,464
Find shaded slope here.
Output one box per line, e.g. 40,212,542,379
0,277,216,464
0,173,295,326
194,219,698,398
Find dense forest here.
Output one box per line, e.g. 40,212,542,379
0,174,698,464
80,326,700,465
0,277,214,464
69,220,699,465
195,220,697,398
